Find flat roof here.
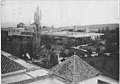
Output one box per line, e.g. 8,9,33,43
43,31,104,38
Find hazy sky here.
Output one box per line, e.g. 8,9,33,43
1,0,119,27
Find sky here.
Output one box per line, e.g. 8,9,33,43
1,0,119,27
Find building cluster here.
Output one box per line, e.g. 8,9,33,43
1,23,119,84
2,25,104,39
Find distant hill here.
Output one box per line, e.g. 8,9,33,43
58,23,119,32
2,23,119,32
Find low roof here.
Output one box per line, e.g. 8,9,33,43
43,31,104,38
51,55,101,83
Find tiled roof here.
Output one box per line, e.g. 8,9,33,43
1,55,26,74
51,55,101,83
4,55,101,84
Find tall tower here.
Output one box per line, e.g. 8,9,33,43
33,6,42,56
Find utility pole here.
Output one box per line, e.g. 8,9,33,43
33,6,42,56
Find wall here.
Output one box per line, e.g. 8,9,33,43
27,78,65,84
79,77,98,84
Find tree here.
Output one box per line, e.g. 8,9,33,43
87,49,92,57
105,27,110,33
46,44,51,50
32,6,42,56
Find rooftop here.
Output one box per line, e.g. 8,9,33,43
51,55,101,83
1,55,26,74
43,31,104,38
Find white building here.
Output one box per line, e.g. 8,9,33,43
7,27,25,36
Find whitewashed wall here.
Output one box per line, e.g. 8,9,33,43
78,77,98,84
27,78,65,84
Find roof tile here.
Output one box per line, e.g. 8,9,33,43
1,55,26,74
51,55,101,83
